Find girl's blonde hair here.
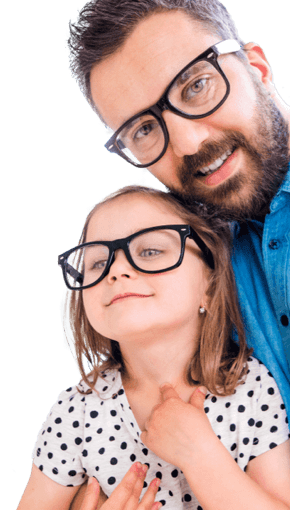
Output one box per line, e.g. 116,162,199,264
66,185,252,396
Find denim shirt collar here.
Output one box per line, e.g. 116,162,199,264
269,163,290,212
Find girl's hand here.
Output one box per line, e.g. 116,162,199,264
79,463,162,510
140,384,214,469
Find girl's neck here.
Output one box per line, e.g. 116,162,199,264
120,324,199,394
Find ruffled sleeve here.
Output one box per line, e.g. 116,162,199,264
32,384,88,486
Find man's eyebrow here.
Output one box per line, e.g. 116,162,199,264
173,60,211,87
105,106,154,135
121,115,142,135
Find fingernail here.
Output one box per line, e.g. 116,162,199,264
150,477,161,489
141,464,148,475
130,462,142,473
152,502,163,509
197,386,207,395
88,477,93,485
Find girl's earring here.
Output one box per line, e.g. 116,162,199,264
199,306,206,314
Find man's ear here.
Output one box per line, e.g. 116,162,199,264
243,42,273,90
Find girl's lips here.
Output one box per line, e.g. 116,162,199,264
109,293,152,305
204,148,238,186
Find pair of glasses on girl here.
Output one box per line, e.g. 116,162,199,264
58,224,214,290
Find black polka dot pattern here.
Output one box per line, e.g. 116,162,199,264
32,359,289,509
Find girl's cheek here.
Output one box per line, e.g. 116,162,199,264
143,272,168,278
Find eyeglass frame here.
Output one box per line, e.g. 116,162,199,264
58,224,215,291
104,39,242,168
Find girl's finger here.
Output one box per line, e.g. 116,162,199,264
137,477,161,510
80,477,100,510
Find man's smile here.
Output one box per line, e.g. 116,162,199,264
204,148,238,186
193,145,239,187
197,148,235,176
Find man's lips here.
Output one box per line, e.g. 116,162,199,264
204,149,238,186
189,148,238,187
109,293,152,305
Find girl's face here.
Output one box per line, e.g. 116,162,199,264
83,194,210,345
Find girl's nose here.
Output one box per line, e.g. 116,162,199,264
163,111,210,158
107,249,138,282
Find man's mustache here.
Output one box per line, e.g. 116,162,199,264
180,132,259,175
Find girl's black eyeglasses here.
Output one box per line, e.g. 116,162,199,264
58,224,214,291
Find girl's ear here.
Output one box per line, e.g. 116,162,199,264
243,42,273,91
199,294,208,314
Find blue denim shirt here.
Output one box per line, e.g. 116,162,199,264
231,164,290,416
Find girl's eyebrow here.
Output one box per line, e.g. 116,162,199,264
87,226,150,243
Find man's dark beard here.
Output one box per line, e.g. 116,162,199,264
169,83,290,222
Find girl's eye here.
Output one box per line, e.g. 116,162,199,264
140,248,162,257
90,259,107,271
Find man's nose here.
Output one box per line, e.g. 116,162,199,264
162,110,210,158
107,249,137,282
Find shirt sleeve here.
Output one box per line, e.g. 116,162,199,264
250,361,289,460
32,385,88,486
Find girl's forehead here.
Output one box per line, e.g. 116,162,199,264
86,194,185,241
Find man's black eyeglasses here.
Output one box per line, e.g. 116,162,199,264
105,39,242,168
58,224,214,291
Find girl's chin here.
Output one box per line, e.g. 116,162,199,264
105,324,166,344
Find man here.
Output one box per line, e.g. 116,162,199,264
68,0,290,415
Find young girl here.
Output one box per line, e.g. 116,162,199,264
18,186,290,510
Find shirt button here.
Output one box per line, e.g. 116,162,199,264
269,239,280,250
281,315,289,327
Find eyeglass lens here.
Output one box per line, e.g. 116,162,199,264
116,60,227,166
65,229,182,289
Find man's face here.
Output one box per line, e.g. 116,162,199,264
90,11,289,220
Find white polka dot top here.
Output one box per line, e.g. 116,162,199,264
33,357,289,509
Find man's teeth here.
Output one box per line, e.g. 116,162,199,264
198,149,234,175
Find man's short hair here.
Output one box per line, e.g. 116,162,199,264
68,0,245,113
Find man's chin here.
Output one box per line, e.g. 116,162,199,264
169,172,261,222
171,153,289,222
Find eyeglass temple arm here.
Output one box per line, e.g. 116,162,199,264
189,229,215,270
213,39,242,56
62,260,84,285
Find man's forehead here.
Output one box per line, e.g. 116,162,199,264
90,11,220,129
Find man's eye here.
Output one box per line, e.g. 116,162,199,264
183,77,208,100
134,123,155,140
